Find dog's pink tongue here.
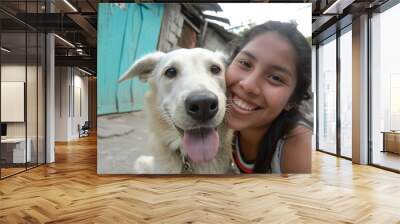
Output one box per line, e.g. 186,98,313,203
182,128,219,164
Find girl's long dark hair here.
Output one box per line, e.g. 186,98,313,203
229,21,311,173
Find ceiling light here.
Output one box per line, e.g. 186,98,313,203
54,34,75,48
323,0,355,15
1,47,11,53
63,0,78,12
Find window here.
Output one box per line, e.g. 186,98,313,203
339,27,352,158
317,35,337,154
370,2,400,171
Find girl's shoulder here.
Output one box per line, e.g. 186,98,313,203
280,119,312,173
286,124,312,139
284,117,313,140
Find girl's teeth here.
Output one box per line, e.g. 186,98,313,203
233,96,257,111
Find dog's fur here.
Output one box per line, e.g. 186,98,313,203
118,48,234,174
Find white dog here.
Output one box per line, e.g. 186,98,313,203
118,48,235,174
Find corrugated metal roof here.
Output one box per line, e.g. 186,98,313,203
191,3,222,12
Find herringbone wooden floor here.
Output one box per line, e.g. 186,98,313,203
1,135,400,223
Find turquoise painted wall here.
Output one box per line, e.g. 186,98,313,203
97,3,164,115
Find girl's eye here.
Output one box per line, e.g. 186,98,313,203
237,59,251,69
266,74,284,84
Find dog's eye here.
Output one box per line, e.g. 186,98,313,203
210,65,221,74
164,67,177,78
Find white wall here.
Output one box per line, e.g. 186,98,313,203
72,72,89,138
55,67,89,141
55,67,69,141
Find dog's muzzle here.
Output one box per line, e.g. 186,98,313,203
185,90,218,122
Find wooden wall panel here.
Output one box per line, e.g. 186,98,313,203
88,77,97,132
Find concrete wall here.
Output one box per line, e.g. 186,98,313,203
352,14,369,164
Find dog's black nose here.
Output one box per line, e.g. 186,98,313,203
185,90,218,122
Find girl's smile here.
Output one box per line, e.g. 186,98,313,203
231,93,261,113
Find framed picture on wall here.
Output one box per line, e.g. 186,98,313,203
97,3,313,175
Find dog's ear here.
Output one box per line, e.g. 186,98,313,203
118,51,165,83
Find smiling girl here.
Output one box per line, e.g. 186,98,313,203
227,21,312,174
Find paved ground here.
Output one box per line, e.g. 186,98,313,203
97,111,150,174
